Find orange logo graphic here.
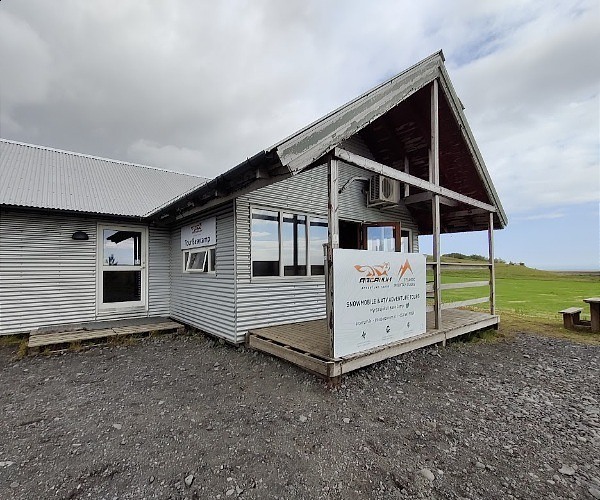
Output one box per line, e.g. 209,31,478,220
354,262,390,277
354,262,392,283
398,259,413,278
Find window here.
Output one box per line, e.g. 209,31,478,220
251,208,327,278
98,225,147,309
283,214,306,276
366,225,397,252
309,218,328,275
251,209,280,277
183,247,216,273
400,230,412,252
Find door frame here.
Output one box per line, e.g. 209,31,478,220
96,223,148,313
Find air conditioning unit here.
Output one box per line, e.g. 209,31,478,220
368,175,400,206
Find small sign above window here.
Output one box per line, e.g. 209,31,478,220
181,217,216,250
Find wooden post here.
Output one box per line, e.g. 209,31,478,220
326,155,340,359
328,156,340,249
432,195,442,330
403,156,410,198
488,212,496,316
431,80,439,185
430,79,442,330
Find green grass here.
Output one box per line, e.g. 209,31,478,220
435,263,598,318
427,259,599,343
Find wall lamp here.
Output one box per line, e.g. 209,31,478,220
72,231,89,241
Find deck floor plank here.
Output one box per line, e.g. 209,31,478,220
28,321,184,348
248,309,499,377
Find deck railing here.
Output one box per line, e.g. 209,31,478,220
426,262,495,316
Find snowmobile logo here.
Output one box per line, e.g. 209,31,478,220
354,262,392,283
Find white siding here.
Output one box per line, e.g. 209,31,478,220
0,208,171,335
234,137,419,342
169,203,237,342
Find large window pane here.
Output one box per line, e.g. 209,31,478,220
251,209,280,276
366,226,396,252
283,214,307,276
309,218,328,275
401,230,410,252
103,271,141,303
103,230,142,266
188,250,208,271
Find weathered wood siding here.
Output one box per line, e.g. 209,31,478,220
234,137,419,342
0,208,171,335
168,202,237,342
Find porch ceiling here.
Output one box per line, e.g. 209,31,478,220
358,83,498,234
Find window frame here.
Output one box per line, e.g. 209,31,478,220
96,224,148,312
250,205,327,280
183,246,216,274
400,228,413,253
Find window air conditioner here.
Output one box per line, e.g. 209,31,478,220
368,175,400,206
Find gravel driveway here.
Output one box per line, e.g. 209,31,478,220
1,332,598,499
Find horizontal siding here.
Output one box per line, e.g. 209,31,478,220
0,209,97,334
0,208,171,335
169,203,237,342
235,136,419,341
148,228,171,316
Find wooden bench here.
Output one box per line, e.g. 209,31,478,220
559,307,583,330
583,297,600,332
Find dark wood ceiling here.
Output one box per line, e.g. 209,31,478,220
357,83,498,234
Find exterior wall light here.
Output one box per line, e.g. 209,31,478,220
72,231,89,241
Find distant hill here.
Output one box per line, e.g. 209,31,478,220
423,254,600,282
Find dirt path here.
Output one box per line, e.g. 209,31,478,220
1,332,598,499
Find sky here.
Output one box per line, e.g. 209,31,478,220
1,0,599,270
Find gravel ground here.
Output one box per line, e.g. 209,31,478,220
0,331,599,500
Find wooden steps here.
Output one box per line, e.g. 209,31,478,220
28,321,185,348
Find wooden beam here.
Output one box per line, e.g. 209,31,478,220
431,79,439,185
441,280,489,290
443,208,488,218
441,297,489,310
334,147,496,213
328,156,340,250
404,156,410,197
440,262,492,268
432,199,442,329
326,155,339,359
404,191,458,207
488,212,496,315
431,80,442,331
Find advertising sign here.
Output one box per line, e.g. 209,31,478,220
180,217,216,250
333,249,426,358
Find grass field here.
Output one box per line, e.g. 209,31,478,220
428,259,600,343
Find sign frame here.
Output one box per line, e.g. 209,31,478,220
332,249,426,358
180,217,216,250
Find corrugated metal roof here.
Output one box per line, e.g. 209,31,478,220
271,52,443,172
268,50,507,228
0,139,209,217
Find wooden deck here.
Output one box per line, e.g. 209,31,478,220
28,318,185,348
247,309,499,378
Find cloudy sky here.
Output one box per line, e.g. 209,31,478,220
1,0,599,269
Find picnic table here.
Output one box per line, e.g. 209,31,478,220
583,297,600,332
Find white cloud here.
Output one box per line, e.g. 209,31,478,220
0,0,598,218
127,140,206,176
515,212,565,221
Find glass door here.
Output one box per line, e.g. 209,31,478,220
362,222,402,252
98,225,147,309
